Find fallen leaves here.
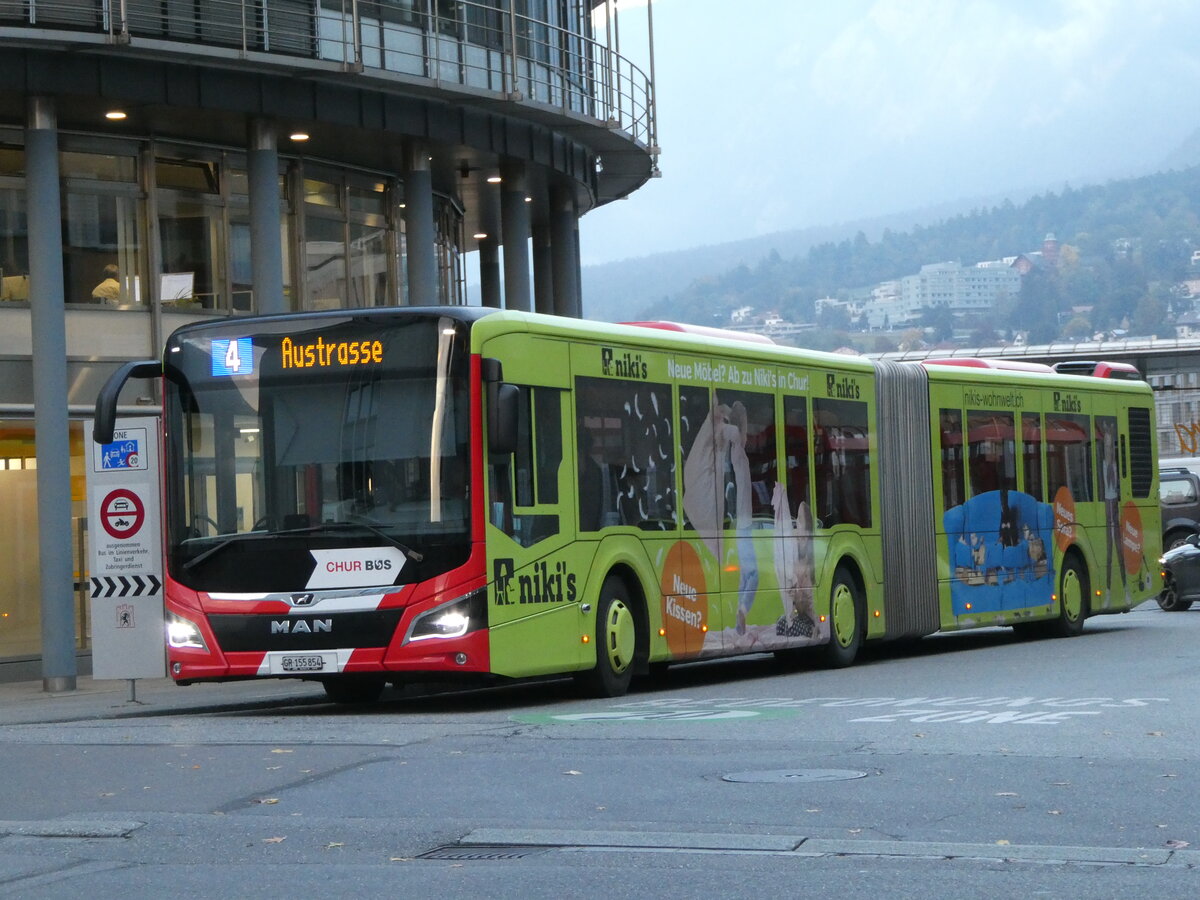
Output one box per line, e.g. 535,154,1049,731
252,798,280,805
1166,839,1190,849
262,836,286,844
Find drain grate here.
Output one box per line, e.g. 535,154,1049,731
722,768,869,783
418,844,551,861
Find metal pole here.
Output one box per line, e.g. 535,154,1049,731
603,0,614,120
26,97,77,693
508,0,521,98
646,0,659,156
550,185,579,318
479,237,501,308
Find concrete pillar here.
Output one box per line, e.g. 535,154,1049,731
479,237,502,308
500,161,530,311
248,120,286,314
404,143,438,306
26,97,76,692
551,187,580,318
532,220,554,315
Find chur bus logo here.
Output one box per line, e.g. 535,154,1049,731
601,346,648,380
289,593,317,607
826,373,860,399
271,618,332,634
1053,391,1082,412
492,557,577,605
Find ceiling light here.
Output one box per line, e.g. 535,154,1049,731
289,132,310,142
486,175,502,184
524,196,532,203
105,110,127,121
473,232,488,240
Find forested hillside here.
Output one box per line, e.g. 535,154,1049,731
641,165,1200,348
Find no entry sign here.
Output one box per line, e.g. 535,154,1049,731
100,488,146,540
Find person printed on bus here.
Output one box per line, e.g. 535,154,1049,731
724,402,759,636
682,394,727,561
91,264,120,304
1099,421,1126,597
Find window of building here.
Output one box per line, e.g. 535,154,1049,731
61,150,142,307
0,421,89,662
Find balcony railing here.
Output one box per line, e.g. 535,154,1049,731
0,0,656,150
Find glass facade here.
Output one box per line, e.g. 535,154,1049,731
0,133,466,666
0,422,89,661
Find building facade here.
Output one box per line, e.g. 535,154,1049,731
0,1,658,683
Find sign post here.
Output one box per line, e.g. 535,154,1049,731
84,416,166,695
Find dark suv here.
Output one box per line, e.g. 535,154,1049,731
1160,464,1200,550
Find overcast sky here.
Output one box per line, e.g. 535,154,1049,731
578,0,1200,266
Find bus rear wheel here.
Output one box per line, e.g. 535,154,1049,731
822,566,862,668
577,576,637,698
1048,555,1088,638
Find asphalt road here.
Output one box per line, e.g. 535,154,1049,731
2,600,1198,898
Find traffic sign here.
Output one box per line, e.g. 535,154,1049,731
100,488,145,540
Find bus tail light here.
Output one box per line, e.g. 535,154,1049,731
406,589,486,643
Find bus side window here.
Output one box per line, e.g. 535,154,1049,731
940,408,964,510
967,409,1016,497
1046,413,1093,502
490,386,562,547
783,396,810,516
576,375,675,532
1022,412,1043,502
812,397,872,528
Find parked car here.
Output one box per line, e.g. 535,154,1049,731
1159,535,1200,611
1159,462,1200,550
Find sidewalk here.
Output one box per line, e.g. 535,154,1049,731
0,674,328,726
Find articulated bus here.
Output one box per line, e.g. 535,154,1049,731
94,308,1161,703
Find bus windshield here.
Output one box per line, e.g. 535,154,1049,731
163,313,472,592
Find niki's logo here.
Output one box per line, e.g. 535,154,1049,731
601,346,648,380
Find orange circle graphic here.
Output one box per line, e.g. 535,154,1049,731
659,540,708,658
1053,486,1076,552
1120,501,1144,576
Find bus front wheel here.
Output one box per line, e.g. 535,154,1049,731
822,566,862,668
577,576,637,698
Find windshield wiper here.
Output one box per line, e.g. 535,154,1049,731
182,532,263,571
272,520,425,562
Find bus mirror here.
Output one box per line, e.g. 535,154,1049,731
94,359,162,444
488,382,519,455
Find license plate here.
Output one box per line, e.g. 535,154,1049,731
269,652,336,674
281,655,326,672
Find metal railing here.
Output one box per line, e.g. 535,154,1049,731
0,0,655,150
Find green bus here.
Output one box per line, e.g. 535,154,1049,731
94,309,1161,702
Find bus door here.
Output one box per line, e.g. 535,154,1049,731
482,336,583,677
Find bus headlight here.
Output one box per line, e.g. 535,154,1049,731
166,615,208,650
406,589,486,642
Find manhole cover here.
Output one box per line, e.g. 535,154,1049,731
722,768,868,783
418,844,550,861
